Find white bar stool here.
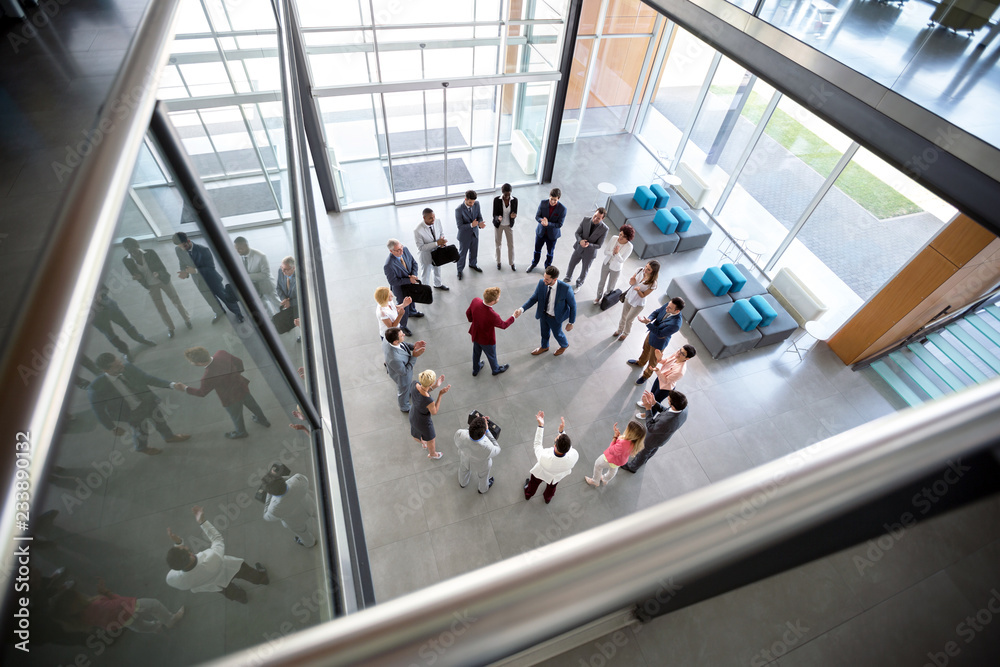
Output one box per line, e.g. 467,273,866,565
718,227,748,262
594,182,617,209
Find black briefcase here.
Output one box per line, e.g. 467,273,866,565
271,307,297,334
401,283,433,304
431,244,459,266
468,410,500,440
600,289,623,311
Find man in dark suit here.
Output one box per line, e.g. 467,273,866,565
90,285,157,357
176,346,270,439
384,238,424,334
123,237,191,339
454,189,485,280
516,265,576,356
563,208,608,290
621,390,688,472
466,286,518,376
172,232,243,324
383,327,425,413
629,297,685,385
88,352,191,455
527,188,567,272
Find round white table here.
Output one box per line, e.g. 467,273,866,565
786,319,839,360
595,182,617,209
661,173,682,187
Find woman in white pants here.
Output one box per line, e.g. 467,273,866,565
614,260,659,341
594,225,634,304
586,420,645,487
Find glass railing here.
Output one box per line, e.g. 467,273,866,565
0,0,361,663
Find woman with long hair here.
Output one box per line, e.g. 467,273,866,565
594,225,634,305
410,369,451,460
613,260,659,341
586,420,646,487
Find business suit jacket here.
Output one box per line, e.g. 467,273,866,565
166,521,243,594
383,247,419,289
466,297,515,346
175,242,223,282
276,269,297,305
491,195,518,227
414,219,444,266
522,280,576,325
123,249,170,289
645,304,682,351
533,200,567,240
383,340,415,387
241,248,274,290
455,201,484,242
88,362,171,429
572,216,609,260
263,473,315,533
644,408,687,452
184,350,250,407
454,427,501,492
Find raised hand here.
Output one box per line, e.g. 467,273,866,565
559,416,565,432
439,384,451,395
403,296,413,307
191,505,206,524
167,527,182,545
613,422,621,439
536,411,544,427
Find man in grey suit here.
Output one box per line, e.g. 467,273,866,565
234,237,281,315
413,208,450,291
455,189,485,280
383,327,425,413
621,390,688,472
563,208,608,290
263,472,316,547
454,415,501,494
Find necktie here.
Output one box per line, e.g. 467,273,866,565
400,255,407,270
545,285,553,313
243,255,249,270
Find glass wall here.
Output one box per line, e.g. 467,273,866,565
305,0,565,208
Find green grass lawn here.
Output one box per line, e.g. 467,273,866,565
709,86,921,219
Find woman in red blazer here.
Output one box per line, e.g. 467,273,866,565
179,346,271,439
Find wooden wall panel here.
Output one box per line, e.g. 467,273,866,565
930,214,996,266
828,247,959,364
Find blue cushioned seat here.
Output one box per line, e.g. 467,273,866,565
633,186,656,210
671,206,692,232
749,294,777,327
649,183,670,209
701,267,733,297
730,299,763,332
653,208,679,235
720,263,747,293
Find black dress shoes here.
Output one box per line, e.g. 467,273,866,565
434,285,450,291
410,311,425,318
470,265,483,273
492,364,509,376
400,327,414,336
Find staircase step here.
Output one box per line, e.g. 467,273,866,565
907,344,967,392
889,351,945,399
986,304,1000,324
872,360,924,407
945,323,1000,374
926,333,989,383
967,314,1000,346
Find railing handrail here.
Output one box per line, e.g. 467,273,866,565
0,0,182,611
207,378,1000,666
853,285,1000,370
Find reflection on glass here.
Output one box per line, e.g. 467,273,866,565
319,94,393,208
17,132,330,666
384,89,450,201
637,26,717,168
581,35,651,135
773,146,955,306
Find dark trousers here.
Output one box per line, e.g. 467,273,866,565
457,232,479,272
650,378,669,409
223,392,266,435
122,400,175,451
93,301,146,354
623,443,662,471
192,273,226,316
220,561,267,601
524,474,558,502
473,342,500,373
390,285,416,329
201,268,242,318
532,235,557,268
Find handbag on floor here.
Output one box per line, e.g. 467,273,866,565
600,289,623,311
468,410,501,440
431,244,459,266
271,307,297,334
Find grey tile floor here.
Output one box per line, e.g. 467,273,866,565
313,133,1000,663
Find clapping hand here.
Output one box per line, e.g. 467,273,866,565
536,411,544,427
641,390,656,409
559,416,565,432
613,422,621,440
402,296,413,307
167,527,182,545
439,384,451,396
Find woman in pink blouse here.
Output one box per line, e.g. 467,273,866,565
636,344,696,419
586,420,646,487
